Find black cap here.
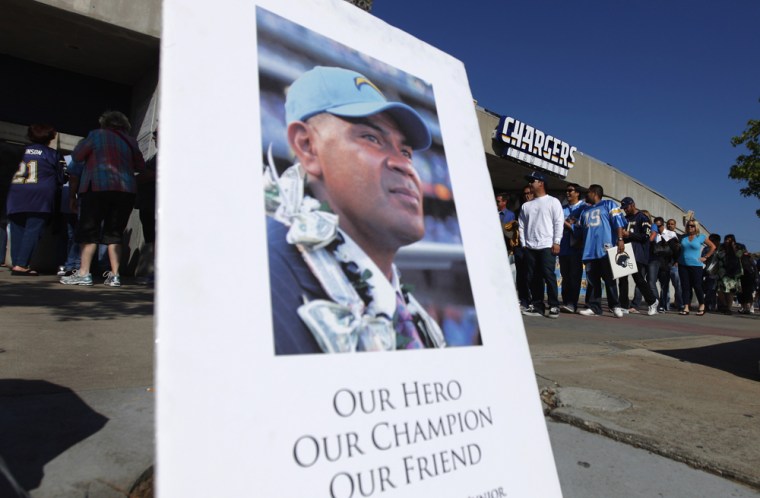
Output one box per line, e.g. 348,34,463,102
621,197,635,208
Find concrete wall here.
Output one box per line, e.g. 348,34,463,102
32,0,161,37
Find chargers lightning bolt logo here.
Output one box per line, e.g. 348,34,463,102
354,77,384,97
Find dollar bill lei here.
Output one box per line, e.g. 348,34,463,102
264,150,396,352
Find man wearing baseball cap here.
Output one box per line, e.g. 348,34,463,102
264,66,445,355
576,184,627,317
518,171,564,319
617,197,659,315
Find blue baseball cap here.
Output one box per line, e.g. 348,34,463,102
285,66,432,150
524,171,546,183
621,197,635,208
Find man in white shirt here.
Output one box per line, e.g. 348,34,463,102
518,171,564,318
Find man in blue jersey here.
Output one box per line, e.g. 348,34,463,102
577,184,626,317
558,183,587,313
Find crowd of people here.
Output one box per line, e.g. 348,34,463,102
498,173,760,318
0,111,155,287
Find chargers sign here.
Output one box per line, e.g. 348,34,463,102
492,116,577,178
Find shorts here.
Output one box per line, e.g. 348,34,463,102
75,191,136,245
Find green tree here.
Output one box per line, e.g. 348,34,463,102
729,101,760,217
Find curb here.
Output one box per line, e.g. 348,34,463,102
543,398,760,491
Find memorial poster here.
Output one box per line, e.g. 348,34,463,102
157,0,561,496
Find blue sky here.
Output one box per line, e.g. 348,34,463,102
373,1,760,251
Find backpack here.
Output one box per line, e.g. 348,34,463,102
740,250,757,276
653,240,672,258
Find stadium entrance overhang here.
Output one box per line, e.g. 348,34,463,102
0,0,160,149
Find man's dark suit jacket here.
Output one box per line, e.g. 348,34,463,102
267,217,328,355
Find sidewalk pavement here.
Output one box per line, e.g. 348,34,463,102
1,268,758,495
0,270,154,497
524,303,760,489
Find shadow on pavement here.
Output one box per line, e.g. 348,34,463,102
654,338,760,382
0,279,153,321
0,379,109,496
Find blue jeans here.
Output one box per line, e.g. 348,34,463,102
56,213,81,270
584,256,620,315
679,265,705,309
559,251,583,308
9,213,48,268
659,264,683,310
526,247,559,313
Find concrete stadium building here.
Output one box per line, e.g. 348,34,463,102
477,107,690,227
0,0,692,272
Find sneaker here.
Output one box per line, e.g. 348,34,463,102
579,308,598,316
60,272,93,286
58,267,78,277
103,271,121,287
613,307,624,318
647,299,659,316
548,307,560,319
628,307,640,314
560,304,576,314
521,305,542,317
657,307,665,313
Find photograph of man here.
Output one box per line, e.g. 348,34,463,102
265,66,448,355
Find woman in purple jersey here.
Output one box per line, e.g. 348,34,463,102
6,124,64,275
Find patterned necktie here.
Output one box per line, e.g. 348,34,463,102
395,292,424,349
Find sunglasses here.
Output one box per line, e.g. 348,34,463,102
687,224,696,228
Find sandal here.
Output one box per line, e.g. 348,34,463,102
696,307,705,316
679,310,690,315
11,266,39,276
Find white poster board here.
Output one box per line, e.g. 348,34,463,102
157,0,561,496
607,243,639,280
